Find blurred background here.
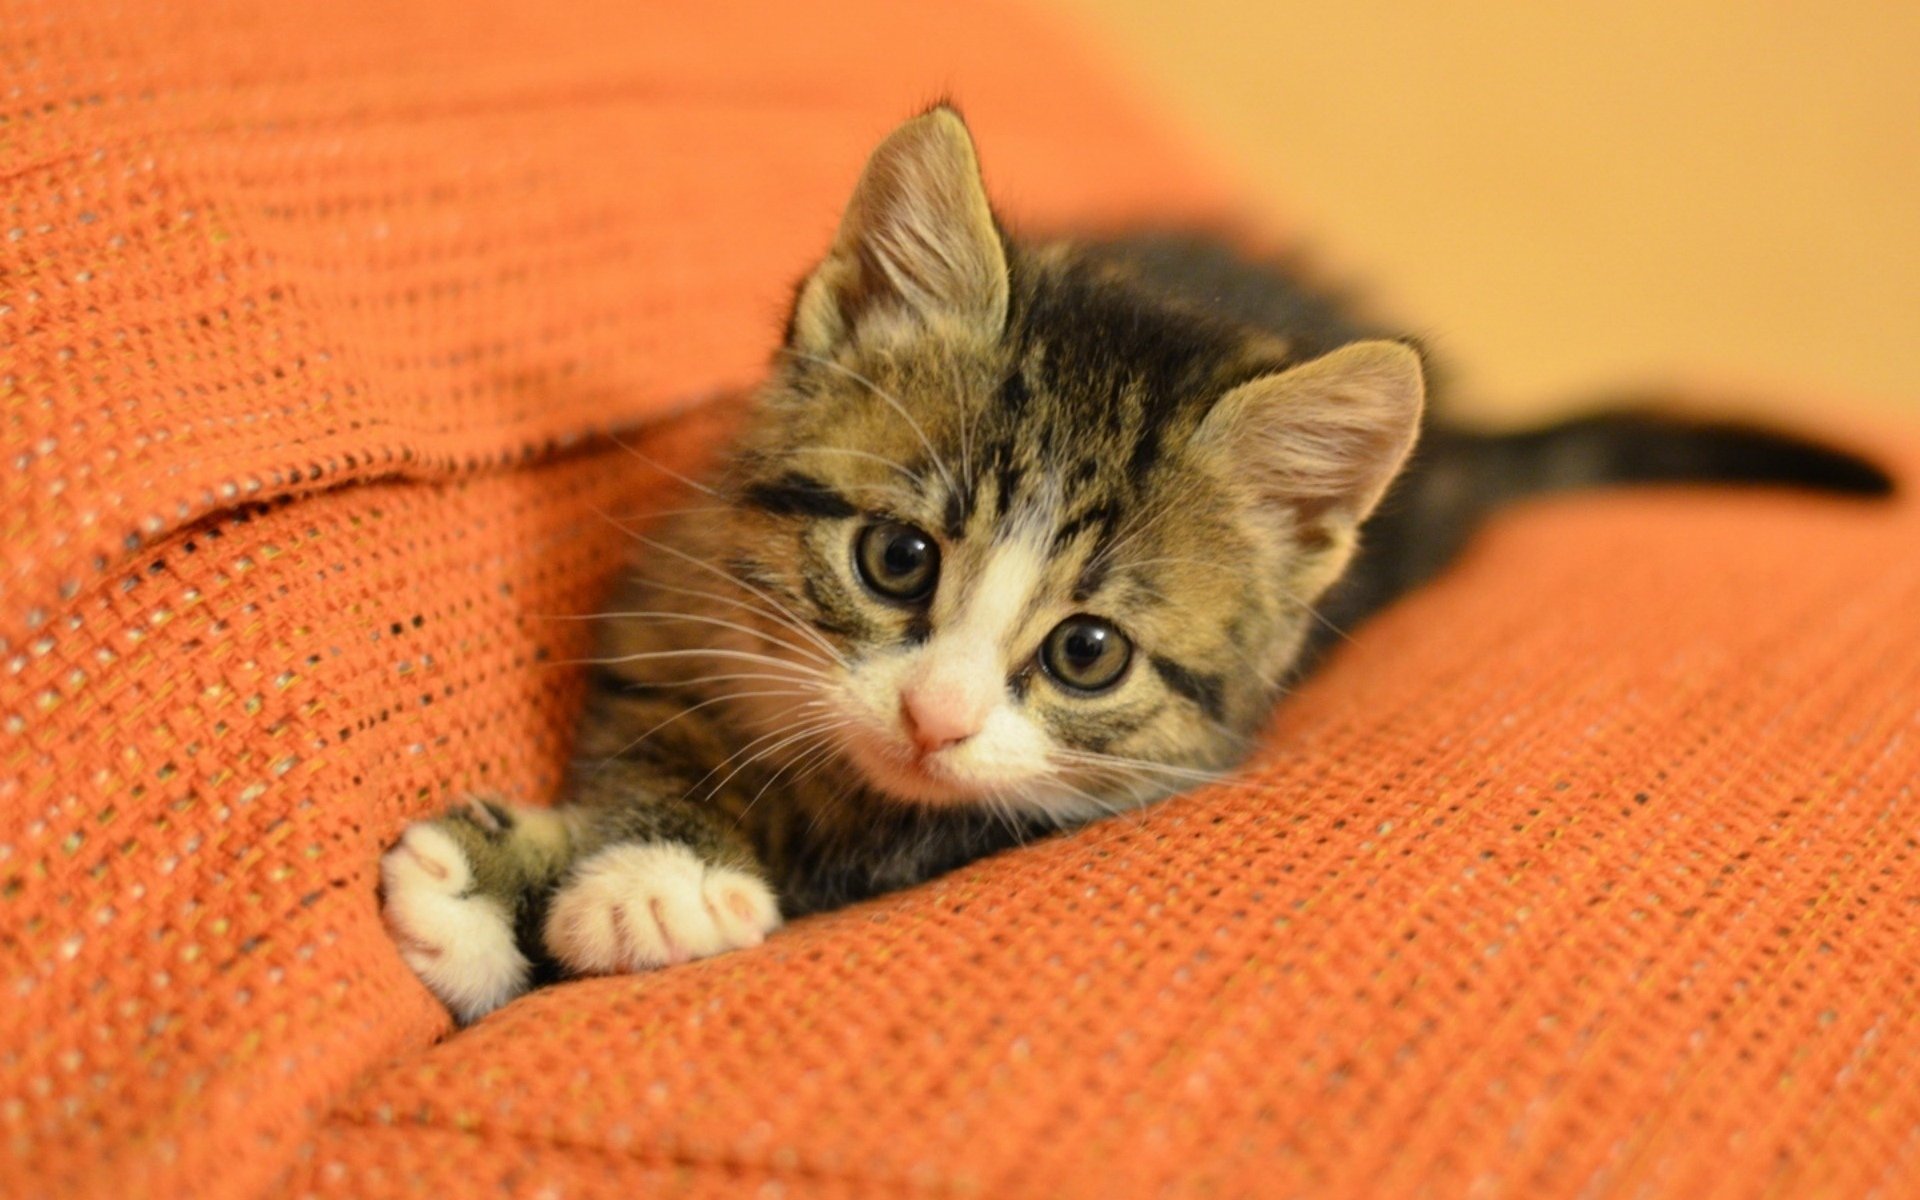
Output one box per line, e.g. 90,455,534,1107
1047,0,1920,422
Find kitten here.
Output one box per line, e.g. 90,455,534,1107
380,106,1888,1022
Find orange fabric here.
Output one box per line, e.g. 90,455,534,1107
4,2,1919,1199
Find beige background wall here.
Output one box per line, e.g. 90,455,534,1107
1046,1,1919,421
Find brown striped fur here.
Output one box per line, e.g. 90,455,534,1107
381,105,1887,1020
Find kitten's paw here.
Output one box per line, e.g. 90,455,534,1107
380,821,530,1023
543,841,782,976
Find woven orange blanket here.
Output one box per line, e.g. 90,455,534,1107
5,2,1918,1198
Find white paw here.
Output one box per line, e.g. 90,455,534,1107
542,841,782,976
380,822,529,1023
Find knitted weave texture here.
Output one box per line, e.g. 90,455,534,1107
5,2,1920,1198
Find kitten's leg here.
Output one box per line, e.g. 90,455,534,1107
379,798,575,1022
540,760,783,977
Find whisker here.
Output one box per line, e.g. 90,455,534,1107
544,609,836,671
592,504,737,524
694,717,852,807
630,576,850,669
956,358,982,496
802,777,860,841
1085,516,1156,573
1086,548,1350,654
1010,775,1141,827
574,692,820,781
787,444,924,485
1053,765,1222,796
585,502,851,669
1057,769,1173,823
1049,748,1229,786
682,710,849,797
1048,776,1131,814
782,737,846,790
1291,594,1355,645
732,736,843,830
601,669,831,693
1064,756,1264,801
606,431,723,499
612,523,850,666
1108,555,1239,575
568,646,834,682
978,786,1029,846
779,347,959,500
601,687,822,764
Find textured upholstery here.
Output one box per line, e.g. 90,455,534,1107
4,2,1918,1198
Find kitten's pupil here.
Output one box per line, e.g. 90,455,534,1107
1058,624,1111,673
1065,628,1101,663
1042,616,1132,693
856,521,939,602
883,535,926,577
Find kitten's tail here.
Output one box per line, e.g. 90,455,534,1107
1311,409,1893,648
1440,411,1893,504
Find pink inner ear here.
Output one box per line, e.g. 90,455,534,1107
811,108,1009,338
1213,340,1426,523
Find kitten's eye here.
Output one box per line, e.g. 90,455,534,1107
1041,616,1132,693
855,521,940,602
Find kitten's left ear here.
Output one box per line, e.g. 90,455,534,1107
789,106,1010,353
1199,339,1426,531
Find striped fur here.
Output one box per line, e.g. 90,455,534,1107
380,106,1888,1021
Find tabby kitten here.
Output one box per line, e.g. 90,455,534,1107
380,107,1886,1022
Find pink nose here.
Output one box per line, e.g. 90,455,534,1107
899,683,986,753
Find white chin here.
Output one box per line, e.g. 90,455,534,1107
860,756,983,807
842,739,994,808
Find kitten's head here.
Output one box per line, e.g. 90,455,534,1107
681,107,1423,819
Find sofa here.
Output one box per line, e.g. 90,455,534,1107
5,1,1918,1196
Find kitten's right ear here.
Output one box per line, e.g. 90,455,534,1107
788,107,1010,354
1197,339,1424,600
1199,339,1426,531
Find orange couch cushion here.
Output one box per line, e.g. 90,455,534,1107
5,2,1920,1198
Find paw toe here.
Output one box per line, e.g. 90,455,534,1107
634,884,728,964
380,819,526,1022
544,843,780,976
703,870,782,947
381,823,472,896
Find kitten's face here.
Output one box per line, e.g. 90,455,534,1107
663,109,1422,821
727,331,1284,819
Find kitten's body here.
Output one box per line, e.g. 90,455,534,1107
1082,233,1887,659
381,110,1886,1022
